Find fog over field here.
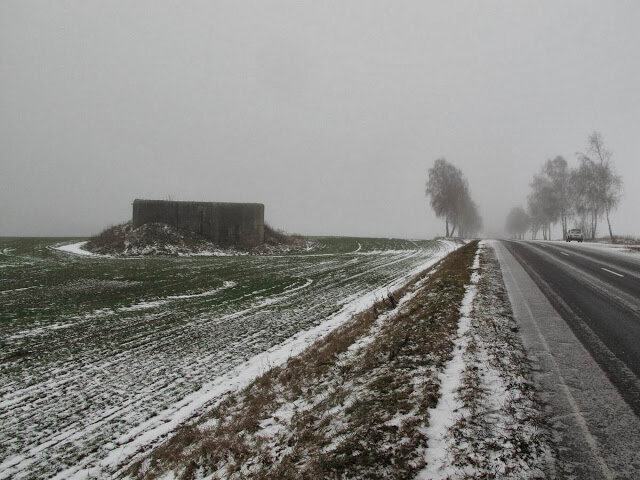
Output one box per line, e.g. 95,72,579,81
1,1,639,238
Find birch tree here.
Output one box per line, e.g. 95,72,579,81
528,174,557,240
425,158,482,238
575,132,623,240
425,158,467,237
543,156,571,239
506,206,530,239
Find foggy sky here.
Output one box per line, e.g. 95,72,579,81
2,1,639,239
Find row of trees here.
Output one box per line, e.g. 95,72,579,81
426,158,482,238
506,132,623,241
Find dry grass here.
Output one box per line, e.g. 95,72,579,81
262,224,307,248
125,242,479,480
85,222,130,254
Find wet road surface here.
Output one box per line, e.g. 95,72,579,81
493,240,640,480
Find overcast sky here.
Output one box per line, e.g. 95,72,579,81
1,1,639,239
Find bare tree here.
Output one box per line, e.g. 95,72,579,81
528,173,558,240
525,156,571,240
570,159,599,239
525,134,623,243
505,206,530,239
425,158,482,238
425,158,467,237
458,198,483,238
603,172,623,241
543,156,571,239
575,132,623,241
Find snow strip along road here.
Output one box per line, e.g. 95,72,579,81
418,244,482,480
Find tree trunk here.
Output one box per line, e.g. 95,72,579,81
445,218,449,238
450,223,457,237
606,208,614,242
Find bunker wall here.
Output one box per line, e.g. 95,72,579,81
132,199,264,248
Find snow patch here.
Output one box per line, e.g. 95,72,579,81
55,241,101,256
0,285,41,295
417,245,482,480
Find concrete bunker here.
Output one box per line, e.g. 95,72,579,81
132,199,264,248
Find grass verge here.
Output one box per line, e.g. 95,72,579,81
446,243,553,479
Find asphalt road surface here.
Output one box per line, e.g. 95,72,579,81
493,240,640,480
504,240,640,412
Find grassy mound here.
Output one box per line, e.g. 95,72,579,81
263,224,307,250
85,222,309,256
84,222,130,254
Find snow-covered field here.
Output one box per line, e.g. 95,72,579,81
0,236,457,479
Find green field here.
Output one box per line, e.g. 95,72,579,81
0,236,452,479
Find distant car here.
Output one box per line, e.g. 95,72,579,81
566,229,584,242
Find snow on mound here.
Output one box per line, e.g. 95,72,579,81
84,222,222,256
67,222,313,257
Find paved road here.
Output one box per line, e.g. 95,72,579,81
493,240,640,479
504,240,640,413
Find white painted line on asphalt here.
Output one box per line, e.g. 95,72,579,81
601,268,624,278
560,252,570,256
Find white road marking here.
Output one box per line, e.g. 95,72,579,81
601,268,624,278
560,252,570,256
